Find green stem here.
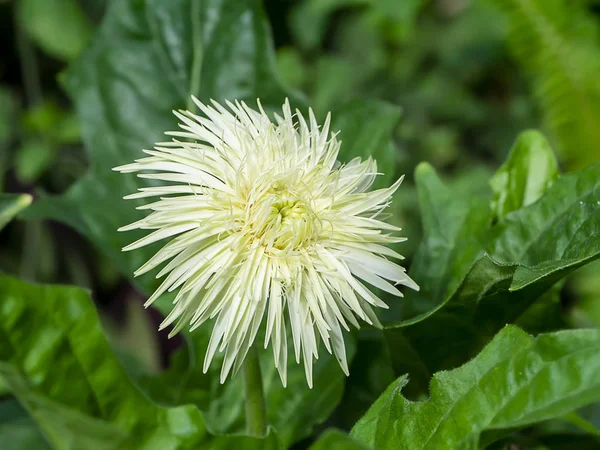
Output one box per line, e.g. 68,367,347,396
243,346,267,437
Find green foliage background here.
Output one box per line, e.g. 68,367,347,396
1,0,600,448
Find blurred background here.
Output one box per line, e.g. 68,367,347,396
1,0,600,446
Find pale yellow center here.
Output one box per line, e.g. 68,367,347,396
243,186,318,252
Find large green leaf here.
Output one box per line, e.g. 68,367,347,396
351,325,600,449
388,162,491,320
486,157,600,269
490,130,558,219
0,273,282,449
384,147,600,393
0,194,32,231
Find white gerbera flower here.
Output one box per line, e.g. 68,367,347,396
115,97,418,387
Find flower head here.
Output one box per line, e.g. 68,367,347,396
115,97,418,387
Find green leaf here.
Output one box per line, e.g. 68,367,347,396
489,0,600,168
351,325,600,449
385,162,491,323
350,375,410,448
490,130,558,219
384,160,600,393
18,0,93,61
309,429,371,450
487,161,600,270
0,194,32,231
0,273,282,449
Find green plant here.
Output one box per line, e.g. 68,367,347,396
1,0,600,448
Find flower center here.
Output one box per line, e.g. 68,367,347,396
270,196,306,221
248,189,318,253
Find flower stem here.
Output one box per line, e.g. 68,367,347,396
243,346,267,437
